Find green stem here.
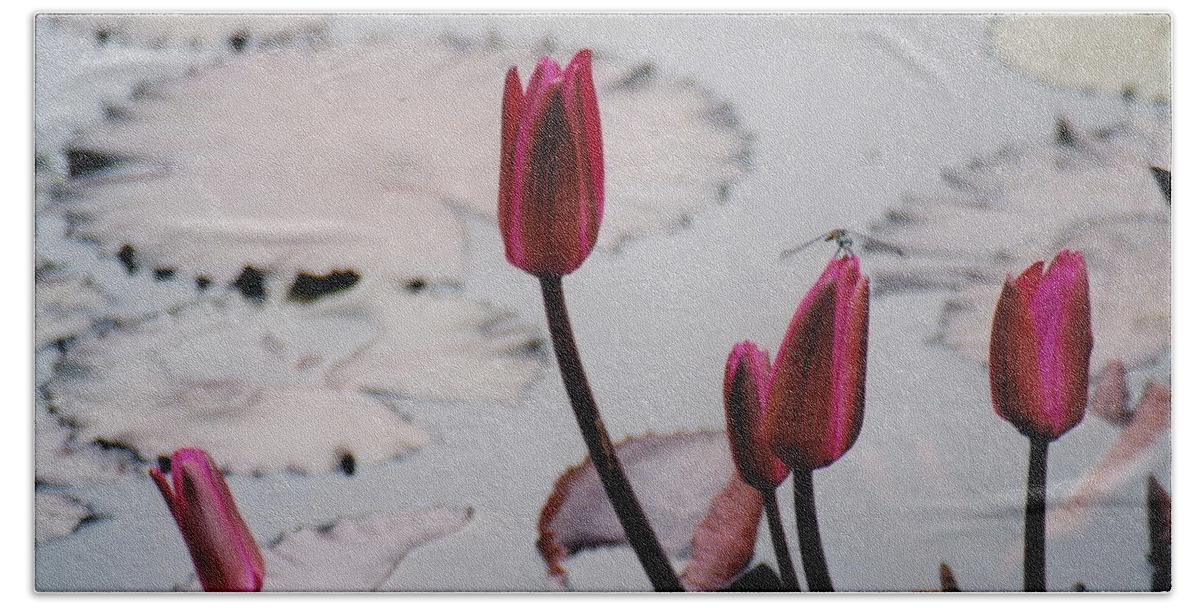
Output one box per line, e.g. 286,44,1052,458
538,275,683,592
1023,436,1049,592
762,489,800,591
793,469,834,591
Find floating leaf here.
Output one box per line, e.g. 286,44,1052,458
537,430,763,591
34,16,218,163
872,114,1169,371
35,404,131,486
989,14,1171,102
34,272,109,347
35,211,212,347
54,13,329,51
59,37,750,285
680,471,764,591
35,491,96,544
175,508,473,591
47,285,446,475
318,280,541,404
1049,382,1170,535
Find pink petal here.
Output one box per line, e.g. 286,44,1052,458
1030,250,1091,436
828,259,869,461
509,57,563,237
561,48,604,254
498,66,525,264
679,473,764,591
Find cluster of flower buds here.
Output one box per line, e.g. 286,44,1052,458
146,44,1101,593
724,255,871,486
493,47,1098,593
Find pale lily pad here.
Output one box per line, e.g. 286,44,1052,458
871,114,1170,371
54,14,329,50
47,284,442,475
60,36,750,285
175,507,473,591
990,14,1171,102
35,404,131,486
35,491,97,544
35,208,212,347
537,430,762,591
34,16,216,163
34,272,109,348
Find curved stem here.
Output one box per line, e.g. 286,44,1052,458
1024,436,1049,592
762,489,800,591
793,469,833,591
538,275,683,592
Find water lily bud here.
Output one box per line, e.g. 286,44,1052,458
150,447,265,592
724,341,789,490
768,255,870,470
498,49,604,276
989,250,1093,440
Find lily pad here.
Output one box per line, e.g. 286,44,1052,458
59,36,750,285
175,507,473,591
34,16,217,164
990,14,1171,103
871,114,1170,371
34,272,109,348
47,283,460,475
537,430,762,591
1089,360,1131,426
35,491,97,544
53,13,329,51
35,404,132,486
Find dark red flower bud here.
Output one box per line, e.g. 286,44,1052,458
498,49,603,276
724,341,789,490
989,250,1093,440
150,448,265,592
767,255,870,470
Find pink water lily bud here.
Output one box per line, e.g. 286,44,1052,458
767,255,870,470
724,341,790,490
150,448,265,592
989,250,1093,440
498,49,604,276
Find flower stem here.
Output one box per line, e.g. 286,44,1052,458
1147,476,1171,592
793,469,834,591
538,275,683,592
1023,436,1049,591
762,489,800,591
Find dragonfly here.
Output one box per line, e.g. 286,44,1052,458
779,228,906,260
